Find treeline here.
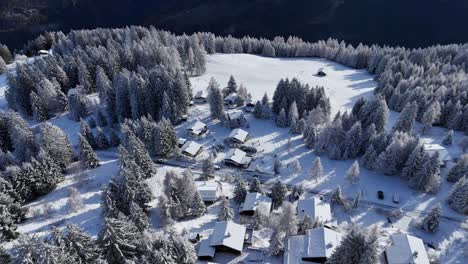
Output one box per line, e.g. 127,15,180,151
6,27,205,126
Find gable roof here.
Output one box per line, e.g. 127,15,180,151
187,120,207,135
227,110,245,120
297,197,332,222
241,192,272,212
423,143,451,162
196,181,220,202
386,234,429,264
228,128,249,143
303,227,343,259
197,238,216,258
210,221,246,252
224,92,239,103
181,141,203,156
225,148,252,165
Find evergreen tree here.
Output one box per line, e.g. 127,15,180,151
95,126,110,149
249,177,265,194
288,101,299,126
253,101,263,118
80,118,96,148
8,111,39,162
447,154,468,182
276,108,288,127
277,202,298,236
79,135,100,169
442,130,453,146
201,158,215,180
218,197,234,221
422,102,441,134
269,230,285,256
262,42,276,57
68,93,88,121
0,245,10,263
401,144,426,181
421,203,441,232
66,187,84,212
0,56,7,74
362,144,378,170
274,159,282,175
30,91,48,121
39,123,74,169
96,109,108,127
345,160,360,184
392,102,418,133
326,226,379,264
52,224,101,263
233,177,248,204
269,180,288,208
447,176,468,215
410,152,440,193
224,75,238,97
310,157,324,182
352,191,362,209
108,130,120,148
207,78,225,120
121,127,156,179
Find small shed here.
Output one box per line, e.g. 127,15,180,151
226,128,249,145
187,120,208,137
316,68,327,77
194,90,207,103
240,192,272,215
245,99,255,112
196,181,221,203
180,141,203,157
197,238,216,260
297,197,332,223
224,148,252,168
423,143,452,167
177,138,187,147
226,111,247,128
385,234,430,264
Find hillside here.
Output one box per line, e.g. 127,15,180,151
2,0,468,49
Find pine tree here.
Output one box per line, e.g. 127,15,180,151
278,202,298,236
447,176,468,215
343,122,362,159
66,187,84,212
274,159,282,175
0,245,10,263
345,160,360,184
39,123,74,169
253,101,263,118
422,102,441,134
270,180,288,208
288,101,299,126
401,144,426,181
68,93,88,121
276,108,288,127
310,157,324,182
201,158,215,180
95,126,110,149
410,152,440,193
421,203,441,232
0,56,7,74
442,130,453,146
80,118,95,148
207,78,225,120
218,197,234,221
326,226,379,264
249,177,265,194
392,101,418,133
269,230,285,256
56,224,101,263
352,192,362,209
233,178,248,203
79,135,100,169
262,42,276,57
362,145,378,170
8,111,39,162
224,75,238,97
447,154,468,182
30,91,48,121
121,127,156,179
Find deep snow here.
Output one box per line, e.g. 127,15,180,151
1,54,466,263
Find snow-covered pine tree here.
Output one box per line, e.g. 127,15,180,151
53,224,101,263
95,126,110,150
447,176,468,214
224,75,238,97
68,92,88,121
233,177,248,203
80,118,96,148
0,192,26,240
277,201,298,237
422,102,441,134
345,160,360,184
343,121,362,159
421,203,441,232
410,152,441,193
121,126,156,179
352,191,362,209
310,157,324,182
262,42,276,57
276,108,288,127
0,56,6,74
442,130,454,145
66,187,84,212
218,197,234,221
288,101,299,126
201,158,215,180
249,177,265,194
269,229,285,256
207,78,225,120
393,101,418,133
129,202,150,231
270,180,288,208
8,111,39,162
0,245,10,263
401,144,426,181
39,122,74,169
30,91,48,121
362,144,378,170
447,154,468,182
78,135,100,169
253,101,263,118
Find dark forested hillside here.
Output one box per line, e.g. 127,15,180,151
1,0,468,50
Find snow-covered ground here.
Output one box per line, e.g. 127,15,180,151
1,54,467,263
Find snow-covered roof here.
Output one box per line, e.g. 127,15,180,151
284,235,306,264
297,197,332,222
187,120,207,135
195,181,220,202
227,110,245,120
181,141,203,157
210,221,246,252
423,143,451,162
386,234,429,264
224,92,239,103
224,148,252,165
241,192,272,212
197,238,216,258
246,99,255,106
227,128,249,143
178,138,187,146
303,227,343,259
195,90,206,98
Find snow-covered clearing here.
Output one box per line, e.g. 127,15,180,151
2,54,466,263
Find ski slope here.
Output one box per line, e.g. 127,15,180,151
191,53,377,115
